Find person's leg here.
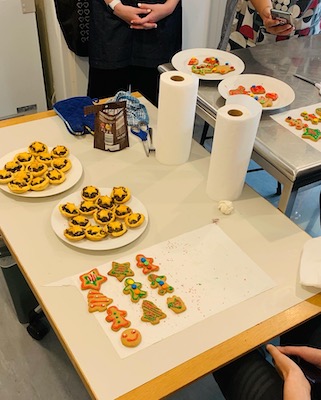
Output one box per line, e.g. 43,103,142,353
87,66,131,99
130,66,160,107
213,349,283,400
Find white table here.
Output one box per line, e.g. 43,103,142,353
0,98,321,400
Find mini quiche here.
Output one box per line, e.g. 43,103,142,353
64,225,86,241
106,220,127,237
93,209,115,225
114,204,132,219
28,141,48,156
111,186,131,204
51,157,72,172
26,161,48,177
14,152,34,165
69,215,90,228
125,213,145,228
95,195,114,210
79,200,97,215
51,145,69,158
81,185,100,201
36,152,52,165
85,225,108,241
46,169,66,185
7,178,30,193
0,169,13,184
59,202,80,218
30,176,50,191
4,160,24,174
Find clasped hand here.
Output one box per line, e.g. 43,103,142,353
114,2,174,30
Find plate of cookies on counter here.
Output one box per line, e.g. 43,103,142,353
51,185,148,250
0,141,83,197
218,74,295,110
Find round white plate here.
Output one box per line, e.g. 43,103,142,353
171,48,245,81
218,74,295,111
51,188,148,250
0,148,83,197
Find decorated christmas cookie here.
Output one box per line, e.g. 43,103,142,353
148,274,174,296
302,127,321,142
136,254,159,275
141,300,166,325
87,290,113,312
79,268,107,290
106,306,131,331
121,328,142,348
167,296,186,314
108,261,134,282
123,278,147,303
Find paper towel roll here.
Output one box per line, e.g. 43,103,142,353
206,95,262,201
155,71,199,165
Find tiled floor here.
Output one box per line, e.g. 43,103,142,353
0,116,320,400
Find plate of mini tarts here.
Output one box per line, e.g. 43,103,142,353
81,185,100,202
0,148,82,197
51,187,148,250
51,145,69,158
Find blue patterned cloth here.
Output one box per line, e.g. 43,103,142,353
53,96,95,135
112,91,149,126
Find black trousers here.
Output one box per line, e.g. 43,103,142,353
87,65,160,106
213,314,321,400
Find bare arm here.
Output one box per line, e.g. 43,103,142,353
130,0,181,30
266,344,311,400
250,0,294,36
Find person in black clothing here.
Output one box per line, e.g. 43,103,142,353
88,0,182,106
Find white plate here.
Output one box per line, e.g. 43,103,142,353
51,188,149,250
0,148,83,197
218,74,295,111
171,48,245,81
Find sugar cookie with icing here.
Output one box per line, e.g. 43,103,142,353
141,300,166,325
108,261,134,282
106,306,131,331
87,290,113,312
121,328,142,348
167,295,186,314
79,268,107,290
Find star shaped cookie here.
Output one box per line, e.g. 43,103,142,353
107,261,134,282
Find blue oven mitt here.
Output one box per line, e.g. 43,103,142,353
112,91,149,126
53,96,95,135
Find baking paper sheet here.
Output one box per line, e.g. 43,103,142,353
271,102,321,151
46,224,275,358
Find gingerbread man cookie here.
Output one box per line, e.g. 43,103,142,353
148,274,174,296
106,306,131,331
123,278,147,303
300,111,321,124
108,261,134,282
79,268,107,290
141,300,166,325
136,254,159,275
285,116,308,130
87,290,113,312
